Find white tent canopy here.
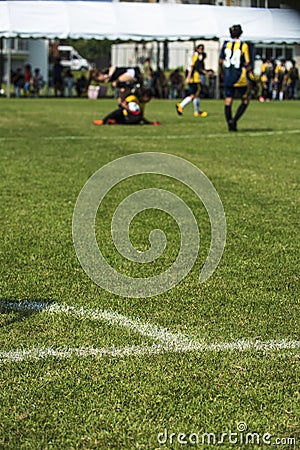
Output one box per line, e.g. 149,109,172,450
0,1,299,44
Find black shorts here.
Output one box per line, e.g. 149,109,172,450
110,68,128,82
110,67,141,82
224,85,247,98
187,83,201,97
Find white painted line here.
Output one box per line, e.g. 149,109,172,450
0,339,299,364
0,299,195,347
1,299,299,364
0,129,299,142
0,344,162,363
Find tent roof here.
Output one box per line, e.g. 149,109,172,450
0,1,299,43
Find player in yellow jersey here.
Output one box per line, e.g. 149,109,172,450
93,87,160,126
272,57,287,101
259,58,273,102
219,24,254,131
176,44,208,118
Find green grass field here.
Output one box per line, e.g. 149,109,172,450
0,98,299,449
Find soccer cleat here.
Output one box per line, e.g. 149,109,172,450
93,119,104,125
176,103,183,115
259,96,265,102
106,118,117,125
194,111,208,117
228,119,237,132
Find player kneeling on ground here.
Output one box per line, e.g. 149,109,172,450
93,88,161,126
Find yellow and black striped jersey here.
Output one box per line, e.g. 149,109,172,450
220,40,250,87
274,64,287,83
260,62,273,82
189,52,205,83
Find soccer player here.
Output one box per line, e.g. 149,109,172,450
259,58,273,102
90,66,142,88
89,65,143,104
176,44,208,118
93,87,160,126
219,24,254,132
272,57,287,101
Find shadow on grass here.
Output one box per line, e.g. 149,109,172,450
0,298,52,328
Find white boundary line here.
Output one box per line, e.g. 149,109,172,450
1,300,299,364
1,340,300,364
0,129,299,142
1,300,194,347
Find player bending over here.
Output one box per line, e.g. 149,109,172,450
89,66,142,88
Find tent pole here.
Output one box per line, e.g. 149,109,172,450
0,38,3,94
6,38,11,98
215,39,221,100
163,40,168,70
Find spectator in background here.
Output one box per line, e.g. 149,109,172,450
12,68,24,98
76,74,88,97
207,69,216,99
169,69,184,99
23,64,32,96
152,67,168,98
63,68,74,97
53,58,64,97
143,57,153,89
32,68,44,97
286,60,299,99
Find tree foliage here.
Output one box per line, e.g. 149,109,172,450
60,38,113,67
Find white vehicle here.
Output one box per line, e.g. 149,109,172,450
58,45,91,71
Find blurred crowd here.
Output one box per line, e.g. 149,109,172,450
11,60,88,98
10,56,299,101
256,57,299,101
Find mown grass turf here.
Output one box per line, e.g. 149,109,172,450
0,98,299,449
